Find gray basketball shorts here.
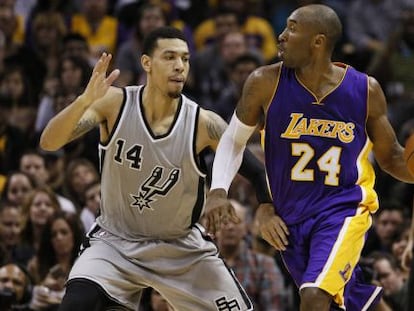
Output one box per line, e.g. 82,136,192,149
68,224,253,311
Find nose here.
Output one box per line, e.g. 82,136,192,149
174,58,184,72
278,29,287,43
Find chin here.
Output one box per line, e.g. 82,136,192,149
168,91,182,99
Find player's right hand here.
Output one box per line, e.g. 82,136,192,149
204,188,240,235
255,203,289,251
81,53,120,105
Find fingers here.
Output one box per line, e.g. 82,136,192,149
107,69,120,85
93,52,112,75
260,217,289,251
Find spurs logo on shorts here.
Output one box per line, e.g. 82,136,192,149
214,296,241,311
130,166,180,213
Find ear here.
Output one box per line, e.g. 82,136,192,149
314,34,326,49
141,55,151,73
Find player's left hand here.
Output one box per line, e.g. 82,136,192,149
255,203,289,251
204,188,240,235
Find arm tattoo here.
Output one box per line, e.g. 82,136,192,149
69,118,97,141
206,113,226,142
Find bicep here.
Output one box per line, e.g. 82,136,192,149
367,77,401,165
236,68,273,127
198,109,228,151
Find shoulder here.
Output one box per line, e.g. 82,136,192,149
241,63,281,106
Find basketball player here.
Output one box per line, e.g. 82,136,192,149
205,4,414,311
40,27,270,310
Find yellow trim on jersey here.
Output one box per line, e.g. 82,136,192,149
356,138,379,213
306,208,372,307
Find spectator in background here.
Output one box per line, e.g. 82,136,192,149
70,0,119,64
0,65,37,145
0,262,32,311
20,186,60,258
0,202,30,266
62,158,99,211
0,95,26,179
1,171,35,208
115,2,167,87
370,251,408,311
189,30,251,109
35,55,92,134
363,201,407,256
28,213,84,311
216,199,285,310
19,150,76,215
214,52,262,122
390,223,411,280
29,11,67,78
61,33,92,65
194,0,277,62
345,0,409,75
79,181,100,232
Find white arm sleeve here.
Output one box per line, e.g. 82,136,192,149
210,113,256,192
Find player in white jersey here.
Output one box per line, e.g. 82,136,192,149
40,27,271,311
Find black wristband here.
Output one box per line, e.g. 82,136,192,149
238,149,272,204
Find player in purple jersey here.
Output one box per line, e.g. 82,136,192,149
205,4,414,311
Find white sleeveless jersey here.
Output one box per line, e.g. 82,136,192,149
96,86,206,241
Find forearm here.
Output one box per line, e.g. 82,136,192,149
40,95,92,151
238,149,272,203
210,114,256,193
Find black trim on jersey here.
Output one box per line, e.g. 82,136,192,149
139,86,183,139
99,149,106,174
190,177,205,226
100,87,127,147
192,106,207,175
219,257,254,310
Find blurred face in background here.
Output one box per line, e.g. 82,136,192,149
139,5,166,37
0,206,22,248
29,191,57,226
375,210,404,246
51,218,74,257
220,32,247,64
20,154,49,186
70,164,98,195
0,264,27,302
60,59,83,91
7,173,34,207
1,69,24,99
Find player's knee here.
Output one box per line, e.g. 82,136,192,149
59,279,109,311
300,287,331,310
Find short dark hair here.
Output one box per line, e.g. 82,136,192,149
141,26,187,56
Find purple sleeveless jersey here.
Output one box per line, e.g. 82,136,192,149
264,64,378,225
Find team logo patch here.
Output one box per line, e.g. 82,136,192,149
215,296,241,311
130,166,180,213
339,262,352,282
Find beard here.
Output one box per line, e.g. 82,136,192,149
167,90,182,99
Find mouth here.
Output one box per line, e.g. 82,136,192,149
169,76,185,84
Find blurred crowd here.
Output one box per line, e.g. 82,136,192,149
0,0,413,310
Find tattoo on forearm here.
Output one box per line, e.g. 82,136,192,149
70,119,97,140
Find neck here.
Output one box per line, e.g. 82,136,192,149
142,85,179,122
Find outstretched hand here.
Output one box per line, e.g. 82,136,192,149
255,203,289,251
82,53,120,104
204,189,240,235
